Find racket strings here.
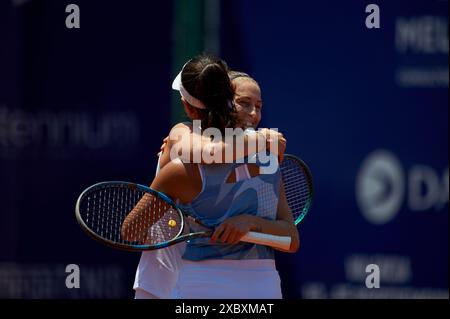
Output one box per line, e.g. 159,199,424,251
80,185,182,246
280,158,312,224
257,182,278,220
125,193,182,245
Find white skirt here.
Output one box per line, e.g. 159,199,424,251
170,259,282,299
133,242,186,299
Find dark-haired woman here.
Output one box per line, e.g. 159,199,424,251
132,55,298,299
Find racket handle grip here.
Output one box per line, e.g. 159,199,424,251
241,231,292,250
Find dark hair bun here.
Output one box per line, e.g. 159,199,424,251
181,54,236,131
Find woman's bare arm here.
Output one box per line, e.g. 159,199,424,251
160,123,286,168
121,160,201,242
210,182,300,253
120,193,156,243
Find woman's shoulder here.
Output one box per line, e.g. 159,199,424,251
159,159,200,182
156,159,202,204
170,121,193,132
167,122,194,142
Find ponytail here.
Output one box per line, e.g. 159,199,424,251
181,55,237,132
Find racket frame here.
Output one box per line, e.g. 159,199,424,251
75,181,208,252
75,152,313,252
281,154,314,226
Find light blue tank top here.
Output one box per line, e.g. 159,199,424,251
179,159,281,261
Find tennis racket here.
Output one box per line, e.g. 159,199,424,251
75,181,292,252
280,154,313,225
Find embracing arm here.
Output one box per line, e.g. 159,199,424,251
159,123,286,168
210,182,300,253
120,160,199,242
254,184,300,253
120,192,155,242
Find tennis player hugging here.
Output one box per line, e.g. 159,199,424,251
127,54,300,299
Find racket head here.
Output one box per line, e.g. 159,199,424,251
75,181,187,251
280,154,313,225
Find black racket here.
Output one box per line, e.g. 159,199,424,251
75,181,292,252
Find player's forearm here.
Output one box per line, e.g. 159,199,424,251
168,125,286,164
224,132,266,161
121,194,154,242
198,131,267,163
249,216,300,253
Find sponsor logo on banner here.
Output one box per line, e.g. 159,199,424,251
0,105,140,159
356,149,448,225
395,15,449,88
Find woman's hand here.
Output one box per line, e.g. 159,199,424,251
210,215,260,245
259,129,287,163
157,136,169,157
